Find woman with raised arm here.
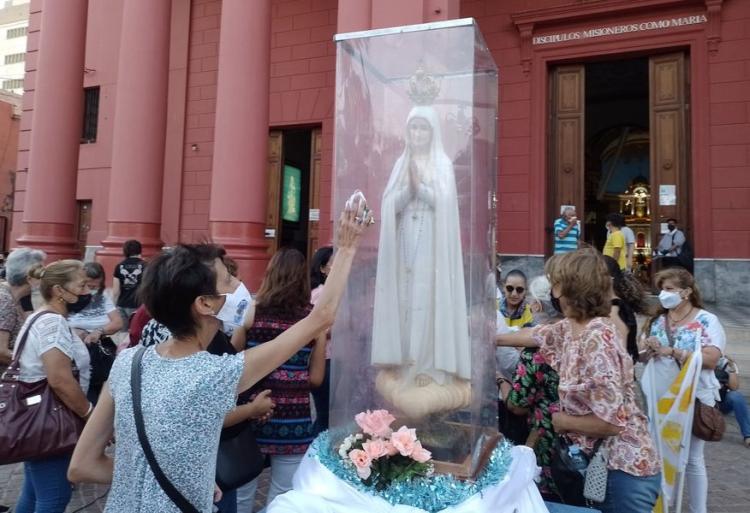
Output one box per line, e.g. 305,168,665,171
68,195,372,513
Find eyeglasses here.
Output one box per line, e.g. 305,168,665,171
505,285,525,295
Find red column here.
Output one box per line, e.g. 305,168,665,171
97,0,171,266
208,0,272,290
15,0,88,259
337,0,372,33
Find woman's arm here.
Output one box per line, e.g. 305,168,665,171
0,331,11,365
237,202,367,393
83,311,124,344
42,348,91,417
496,328,537,347
223,389,274,428
552,412,623,437
68,383,115,484
309,334,327,388
111,278,121,306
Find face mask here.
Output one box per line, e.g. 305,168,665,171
550,293,563,314
19,294,33,312
213,282,252,335
667,224,675,231
65,292,92,314
659,290,683,310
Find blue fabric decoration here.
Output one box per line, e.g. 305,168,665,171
310,431,514,512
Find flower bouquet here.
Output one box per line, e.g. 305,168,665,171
338,409,433,490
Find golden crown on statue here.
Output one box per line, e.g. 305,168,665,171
407,64,440,106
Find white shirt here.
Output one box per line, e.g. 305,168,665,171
12,312,91,393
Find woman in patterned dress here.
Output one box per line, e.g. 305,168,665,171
234,248,327,511
641,267,725,513
497,249,661,513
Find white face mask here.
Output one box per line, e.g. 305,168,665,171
213,282,252,335
659,290,683,310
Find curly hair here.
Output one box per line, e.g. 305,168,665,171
545,249,611,321
601,255,652,315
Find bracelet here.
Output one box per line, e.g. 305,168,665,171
82,401,93,419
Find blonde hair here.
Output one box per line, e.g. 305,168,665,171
28,260,84,301
645,268,704,335
545,249,611,321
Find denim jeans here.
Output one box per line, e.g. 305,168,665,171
719,389,750,438
599,470,660,513
15,454,73,513
215,487,237,513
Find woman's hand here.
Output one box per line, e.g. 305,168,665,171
248,389,275,422
213,483,223,503
336,190,373,251
551,412,570,434
83,330,102,345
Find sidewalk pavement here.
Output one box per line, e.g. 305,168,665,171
1,303,749,512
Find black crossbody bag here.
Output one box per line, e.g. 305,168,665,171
131,346,201,513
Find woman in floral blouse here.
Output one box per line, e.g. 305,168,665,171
641,267,725,513
498,249,661,513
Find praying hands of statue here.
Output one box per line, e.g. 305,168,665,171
409,160,420,196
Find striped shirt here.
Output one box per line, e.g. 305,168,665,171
553,217,579,254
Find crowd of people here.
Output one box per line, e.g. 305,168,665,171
496,244,748,513
0,194,747,513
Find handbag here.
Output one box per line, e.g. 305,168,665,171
88,336,117,386
663,315,725,442
692,398,725,442
0,311,85,464
583,445,609,503
215,420,265,491
550,435,606,507
131,346,200,513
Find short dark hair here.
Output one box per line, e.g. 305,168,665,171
138,244,218,339
606,213,624,228
310,246,333,289
666,218,678,224
503,269,527,285
123,239,143,257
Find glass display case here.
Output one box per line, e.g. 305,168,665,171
330,18,499,479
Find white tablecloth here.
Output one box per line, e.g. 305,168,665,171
267,445,549,513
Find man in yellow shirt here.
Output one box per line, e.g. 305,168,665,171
603,213,627,270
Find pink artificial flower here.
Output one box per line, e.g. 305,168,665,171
384,440,399,456
355,409,396,438
390,426,418,457
532,352,546,365
362,439,389,460
411,441,432,463
349,449,372,479
516,365,527,377
535,371,544,382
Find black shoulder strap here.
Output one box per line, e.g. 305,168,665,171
131,346,201,513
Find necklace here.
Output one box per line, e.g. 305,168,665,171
669,305,694,324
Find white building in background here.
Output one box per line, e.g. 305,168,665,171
0,0,29,95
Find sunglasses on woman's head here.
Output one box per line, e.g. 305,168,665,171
505,285,525,294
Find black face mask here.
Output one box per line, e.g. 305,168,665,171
65,292,92,314
550,294,563,314
19,294,33,312
667,224,675,231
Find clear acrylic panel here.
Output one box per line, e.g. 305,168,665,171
330,19,499,478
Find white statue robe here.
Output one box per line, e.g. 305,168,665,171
371,106,471,385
